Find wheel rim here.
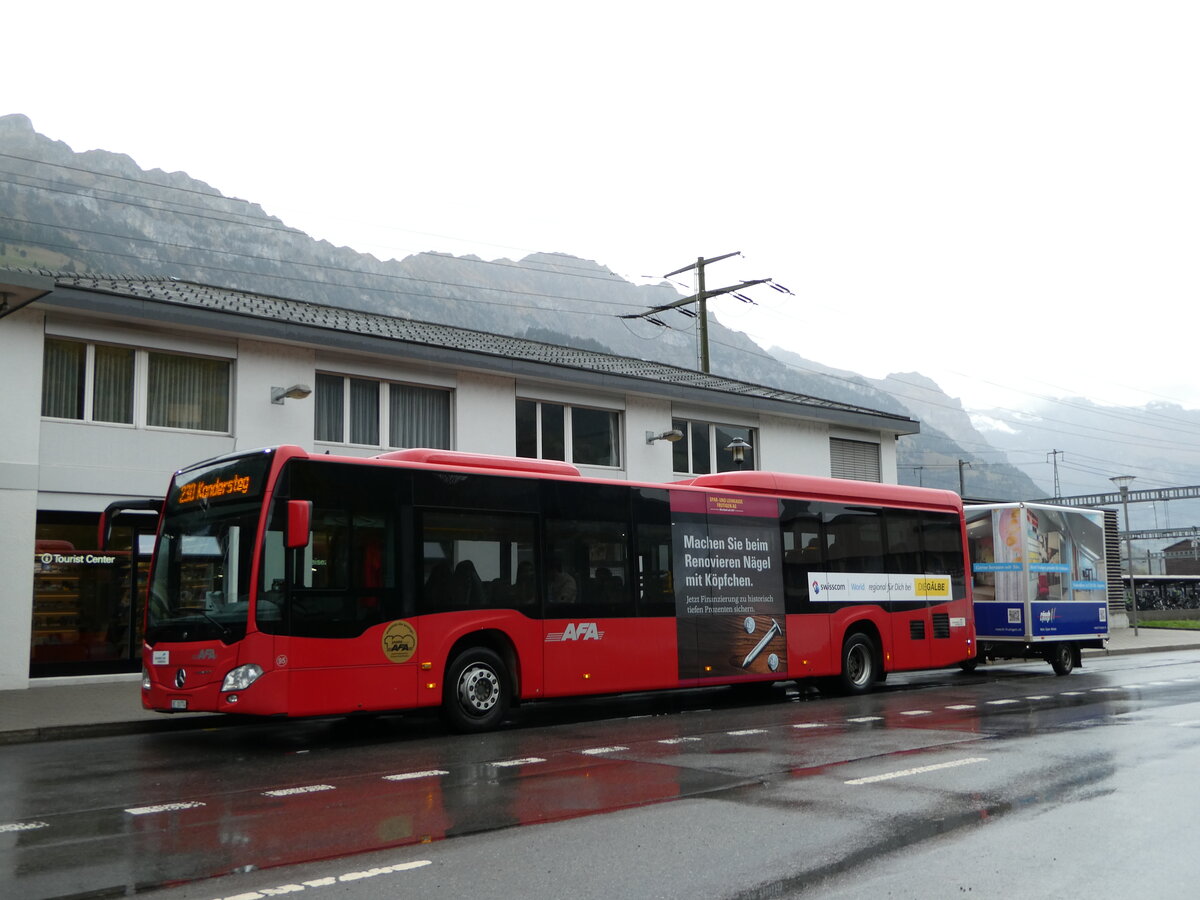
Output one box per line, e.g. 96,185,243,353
846,643,871,686
458,663,501,715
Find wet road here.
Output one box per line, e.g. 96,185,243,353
5,651,1200,899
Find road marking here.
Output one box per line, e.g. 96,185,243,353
125,801,206,816
0,821,49,833
1025,695,1052,700
382,770,449,782
845,757,987,786
658,736,702,744
727,729,768,736
1170,721,1200,728
490,757,546,767
580,746,629,755
212,860,433,899
945,704,975,710
846,716,882,723
1091,688,1121,693
986,699,1019,705
262,785,336,797
900,710,931,716
1060,691,1085,696
1148,681,1174,686
793,722,829,729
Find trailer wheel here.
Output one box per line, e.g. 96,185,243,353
836,632,878,695
1049,642,1075,676
443,647,510,732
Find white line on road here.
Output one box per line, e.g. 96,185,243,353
658,737,702,744
262,785,336,797
211,860,433,900
382,770,449,782
986,699,1019,705
845,757,988,786
580,746,629,755
945,704,975,710
727,729,768,736
793,723,829,729
490,757,546,767
1025,695,1052,700
125,801,206,816
846,716,883,723
899,710,931,716
0,821,49,832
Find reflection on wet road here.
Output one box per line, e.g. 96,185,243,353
5,652,1200,899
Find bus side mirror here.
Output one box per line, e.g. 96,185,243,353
286,500,312,549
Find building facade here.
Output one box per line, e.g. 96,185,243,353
0,270,918,691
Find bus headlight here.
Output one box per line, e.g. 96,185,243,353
142,667,151,691
221,664,264,692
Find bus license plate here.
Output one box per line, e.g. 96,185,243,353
171,699,188,710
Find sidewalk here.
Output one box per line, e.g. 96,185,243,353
1,627,1198,745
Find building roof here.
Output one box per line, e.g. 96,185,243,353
2,269,919,435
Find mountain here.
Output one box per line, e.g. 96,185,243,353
0,113,1050,499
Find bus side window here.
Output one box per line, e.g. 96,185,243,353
781,504,822,608
417,510,536,615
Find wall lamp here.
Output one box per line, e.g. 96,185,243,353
646,429,684,445
725,436,753,468
271,383,313,405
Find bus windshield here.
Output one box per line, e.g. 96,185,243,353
146,451,274,644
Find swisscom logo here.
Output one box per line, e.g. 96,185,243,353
812,580,820,595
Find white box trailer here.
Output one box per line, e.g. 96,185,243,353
964,502,1109,675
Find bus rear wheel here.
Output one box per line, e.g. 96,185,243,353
443,647,511,733
836,632,878,695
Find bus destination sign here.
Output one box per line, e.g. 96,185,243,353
176,473,253,506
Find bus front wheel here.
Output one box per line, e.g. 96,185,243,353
836,632,878,695
443,647,511,733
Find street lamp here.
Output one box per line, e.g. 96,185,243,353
726,437,752,470
1110,475,1138,636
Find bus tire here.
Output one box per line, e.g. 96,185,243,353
959,657,979,673
443,647,510,733
1049,642,1075,676
837,632,878,695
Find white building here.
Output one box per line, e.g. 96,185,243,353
0,269,918,691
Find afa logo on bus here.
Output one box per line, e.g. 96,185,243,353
545,623,606,642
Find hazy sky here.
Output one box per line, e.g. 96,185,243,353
10,2,1199,412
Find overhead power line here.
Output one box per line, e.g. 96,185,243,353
619,252,791,372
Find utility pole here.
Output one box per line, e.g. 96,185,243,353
1047,449,1063,499
958,459,972,497
620,252,786,373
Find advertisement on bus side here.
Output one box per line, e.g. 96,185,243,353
672,492,787,680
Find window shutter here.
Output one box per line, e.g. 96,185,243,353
830,438,881,482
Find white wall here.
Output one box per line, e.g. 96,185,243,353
625,395,676,483
456,372,516,454
234,340,317,451
0,308,45,689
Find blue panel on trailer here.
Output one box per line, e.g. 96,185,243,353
1030,601,1108,637
973,602,1027,638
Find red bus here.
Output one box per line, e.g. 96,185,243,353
141,446,975,731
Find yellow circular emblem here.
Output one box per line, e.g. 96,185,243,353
381,620,418,664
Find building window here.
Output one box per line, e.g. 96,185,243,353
671,419,757,474
316,373,451,449
41,337,227,433
147,352,230,432
515,399,621,467
830,437,881,482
